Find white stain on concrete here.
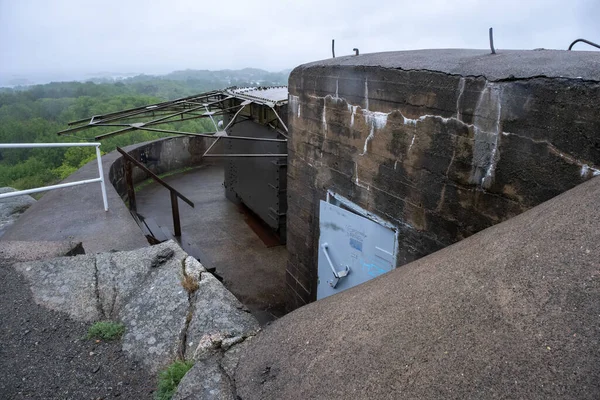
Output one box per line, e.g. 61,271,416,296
354,162,371,191
456,77,466,121
470,82,503,189
364,78,369,110
360,110,389,156
408,134,416,153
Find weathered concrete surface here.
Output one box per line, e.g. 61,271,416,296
1,149,148,253
235,175,600,400
14,254,99,321
135,165,288,323
0,187,36,238
0,240,83,264
300,49,600,81
286,49,600,308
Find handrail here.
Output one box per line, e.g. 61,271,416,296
0,142,108,211
568,38,600,51
116,147,194,207
116,146,194,237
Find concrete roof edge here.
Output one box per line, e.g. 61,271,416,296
291,49,600,82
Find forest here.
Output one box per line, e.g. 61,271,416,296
0,68,288,190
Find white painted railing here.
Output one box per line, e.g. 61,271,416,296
0,142,108,211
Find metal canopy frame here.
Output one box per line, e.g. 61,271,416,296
57,87,289,159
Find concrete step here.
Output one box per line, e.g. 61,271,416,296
142,218,169,243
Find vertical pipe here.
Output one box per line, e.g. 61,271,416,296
125,159,136,212
95,145,109,211
489,27,496,54
332,39,335,58
171,191,181,237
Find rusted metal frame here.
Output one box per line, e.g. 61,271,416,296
202,137,221,157
170,191,181,237
124,159,137,212
224,101,252,131
94,103,210,140
59,101,190,136
95,126,136,140
66,92,220,126
63,91,226,132
134,126,287,142
204,106,219,130
267,106,289,138
180,96,233,108
267,123,289,139
116,147,194,208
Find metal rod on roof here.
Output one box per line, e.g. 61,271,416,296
332,39,335,58
353,48,359,56
568,38,600,50
135,126,287,142
489,27,496,54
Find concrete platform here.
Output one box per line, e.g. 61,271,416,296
1,149,148,254
134,165,288,323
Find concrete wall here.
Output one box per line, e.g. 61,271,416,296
109,136,212,203
285,50,600,310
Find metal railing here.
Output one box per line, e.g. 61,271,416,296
0,142,108,211
116,147,194,237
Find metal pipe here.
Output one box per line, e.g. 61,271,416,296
568,38,600,50
171,191,181,237
202,137,221,157
353,48,359,56
224,101,251,131
268,106,289,133
0,178,103,199
489,27,496,54
115,147,195,208
95,145,109,211
0,142,101,148
136,126,287,142
332,39,335,58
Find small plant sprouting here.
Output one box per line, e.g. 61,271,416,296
180,258,199,294
87,321,126,341
155,360,194,400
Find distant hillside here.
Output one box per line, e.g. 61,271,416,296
0,67,289,190
1,68,291,92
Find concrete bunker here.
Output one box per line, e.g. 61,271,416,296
58,49,600,315
284,49,600,310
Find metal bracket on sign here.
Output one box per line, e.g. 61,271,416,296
321,242,350,288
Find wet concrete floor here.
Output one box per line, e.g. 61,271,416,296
135,165,288,324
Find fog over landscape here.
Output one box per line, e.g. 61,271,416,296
1,0,599,86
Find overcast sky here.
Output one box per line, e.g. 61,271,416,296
1,0,599,83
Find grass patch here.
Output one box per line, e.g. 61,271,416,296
181,274,199,293
155,360,194,400
87,321,125,340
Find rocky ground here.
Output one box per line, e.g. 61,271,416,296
0,240,260,399
0,188,35,238
0,261,155,399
